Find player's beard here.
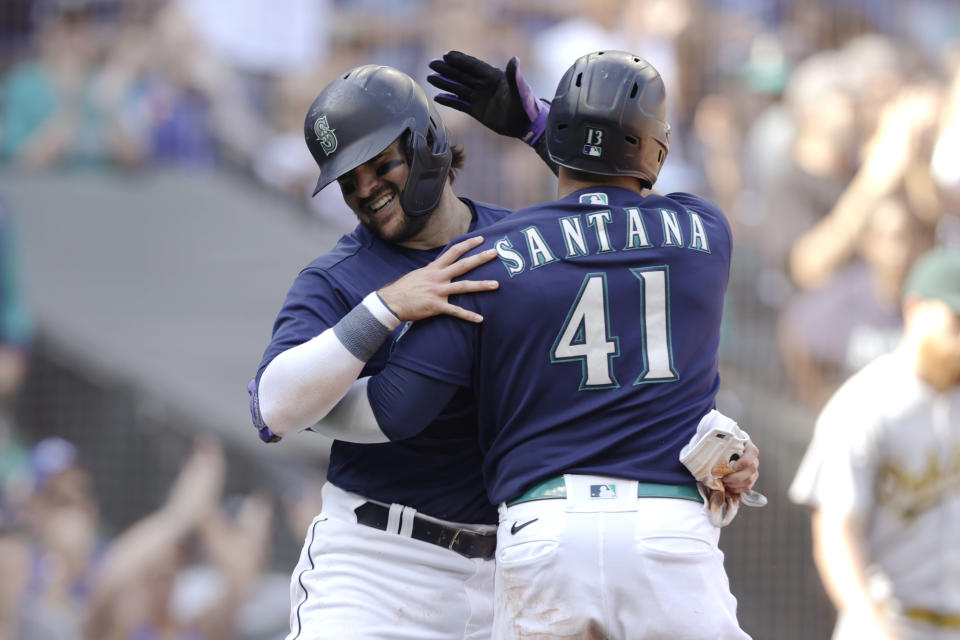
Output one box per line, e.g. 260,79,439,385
356,185,431,245
915,330,960,391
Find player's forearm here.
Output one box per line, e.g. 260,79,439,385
308,319,458,443
366,362,458,440
255,293,399,439
811,509,878,616
306,352,458,443
307,376,392,443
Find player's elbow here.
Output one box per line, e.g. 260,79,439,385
251,383,304,441
248,378,287,443
256,383,316,438
258,401,297,439
256,354,337,438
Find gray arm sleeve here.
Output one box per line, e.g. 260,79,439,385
332,299,393,362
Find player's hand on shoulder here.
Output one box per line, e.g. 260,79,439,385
378,236,499,323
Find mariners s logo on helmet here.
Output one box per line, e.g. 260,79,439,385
313,115,338,156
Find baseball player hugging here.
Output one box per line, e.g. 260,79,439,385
258,50,763,640
331,51,761,639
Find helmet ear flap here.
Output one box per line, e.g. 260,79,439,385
400,126,453,217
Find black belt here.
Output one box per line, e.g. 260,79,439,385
353,502,496,560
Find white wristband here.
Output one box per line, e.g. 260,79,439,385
364,292,402,330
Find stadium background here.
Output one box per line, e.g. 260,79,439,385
1,0,958,638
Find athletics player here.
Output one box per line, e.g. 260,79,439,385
789,247,960,640
326,51,756,639
249,64,527,640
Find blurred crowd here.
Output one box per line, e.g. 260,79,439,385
1,0,960,638
0,0,957,401
0,429,323,640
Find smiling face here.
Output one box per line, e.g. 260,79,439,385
336,137,430,244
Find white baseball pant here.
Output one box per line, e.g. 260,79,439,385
493,474,751,640
286,482,495,640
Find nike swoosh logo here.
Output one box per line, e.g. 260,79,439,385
510,518,539,535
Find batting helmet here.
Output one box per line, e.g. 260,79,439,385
546,51,671,188
304,64,453,217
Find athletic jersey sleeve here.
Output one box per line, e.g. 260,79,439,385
387,295,479,387
788,363,885,519
367,364,460,440
363,296,479,439
666,192,734,280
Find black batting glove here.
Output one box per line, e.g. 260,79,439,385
427,51,548,145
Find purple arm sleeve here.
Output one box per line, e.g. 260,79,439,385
366,365,460,441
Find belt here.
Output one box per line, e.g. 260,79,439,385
507,476,703,506
904,608,960,629
353,502,496,560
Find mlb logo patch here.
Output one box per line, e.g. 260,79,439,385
590,484,617,499
583,126,605,158
579,193,608,205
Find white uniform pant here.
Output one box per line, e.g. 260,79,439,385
286,482,495,640
493,474,750,640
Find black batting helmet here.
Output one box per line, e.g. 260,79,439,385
546,51,671,188
304,64,453,217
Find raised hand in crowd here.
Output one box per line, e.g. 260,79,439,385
789,84,942,290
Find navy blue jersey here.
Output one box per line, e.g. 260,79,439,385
256,198,511,523
380,187,731,504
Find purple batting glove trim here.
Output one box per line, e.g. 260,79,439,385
247,378,281,443
435,92,472,109
428,73,471,93
513,62,540,123
522,100,549,145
